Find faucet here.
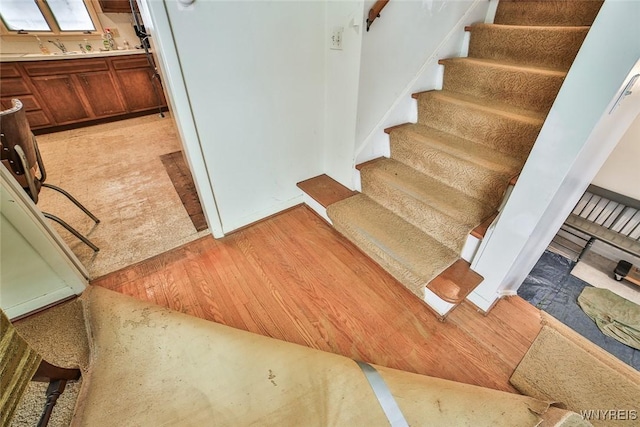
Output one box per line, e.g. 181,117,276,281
48,39,67,53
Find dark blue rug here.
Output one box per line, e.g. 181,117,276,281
518,250,640,370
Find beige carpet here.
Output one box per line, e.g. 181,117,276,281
10,299,89,427
571,251,640,306
327,1,603,299
35,114,210,279
41,286,585,426
510,314,640,427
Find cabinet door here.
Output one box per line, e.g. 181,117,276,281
76,71,126,117
114,67,167,113
98,0,133,13
30,75,91,125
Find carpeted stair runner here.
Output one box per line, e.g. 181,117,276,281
439,58,565,114
327,1,603,304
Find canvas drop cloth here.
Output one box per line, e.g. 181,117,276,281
578,287,640,350
68,286,588,426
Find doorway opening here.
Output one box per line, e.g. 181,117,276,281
35,113,209,279
518,112,640,370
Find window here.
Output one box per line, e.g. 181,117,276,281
0,0,51,31
0,0,101,35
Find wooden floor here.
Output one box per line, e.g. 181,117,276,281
92,205,542,393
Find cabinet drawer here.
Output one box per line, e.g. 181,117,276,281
26,110,52,128
1,95,41,111
0,78,31,96
0,63,21,78
23,59,109,76
111,56,150,70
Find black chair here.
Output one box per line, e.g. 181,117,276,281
0,99,100,251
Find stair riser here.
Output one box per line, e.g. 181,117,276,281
468,25,589,70
494,1,603,26
441,60,565,113
390,133,511,205
417,94,542,162
361,172,473,252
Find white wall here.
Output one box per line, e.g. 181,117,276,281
144,0,490,232
354,0,488,165
324,1,365,188
160,1,326,233
592,113,640,200
468,0,640,310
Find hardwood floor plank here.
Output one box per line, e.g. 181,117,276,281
91,205,541,393
183,260,227,325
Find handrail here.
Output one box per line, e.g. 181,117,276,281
366,0,390,31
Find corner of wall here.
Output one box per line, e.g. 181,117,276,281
324,1,366,189
353,0,490,166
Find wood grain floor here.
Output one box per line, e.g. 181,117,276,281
92,205,542,393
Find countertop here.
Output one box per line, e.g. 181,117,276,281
0,49,147,62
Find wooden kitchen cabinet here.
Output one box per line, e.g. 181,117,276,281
76,71,127,117
30,75,91,124
112,56,167,113
98,0,134,13
0,62,54,128
0,54,167,132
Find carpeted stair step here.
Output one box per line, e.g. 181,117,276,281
326,194,459,298
494,0,604,27
467,24,589,71
439,58,566,114
388,123,518,205
414,90,544,162
360,158,494,252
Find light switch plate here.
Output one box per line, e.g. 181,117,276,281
330,27,343,50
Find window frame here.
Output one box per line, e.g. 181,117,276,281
0,0,104,37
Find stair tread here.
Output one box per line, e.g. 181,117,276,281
297,174,356,208
467,23,589,71
390,123,522,175
427,259,483,304
418,89,546,123
327,194,459,298
439,57,566,114
494,0,604,27
470,23,591,32
361,158,493,225
440,57,567,76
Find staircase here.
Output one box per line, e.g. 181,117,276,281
325,0,604,314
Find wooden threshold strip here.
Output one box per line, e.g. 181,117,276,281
297,174,356,208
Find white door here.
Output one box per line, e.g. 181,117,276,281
0,166,87,319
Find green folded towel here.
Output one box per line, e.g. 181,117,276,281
578,287,640,350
